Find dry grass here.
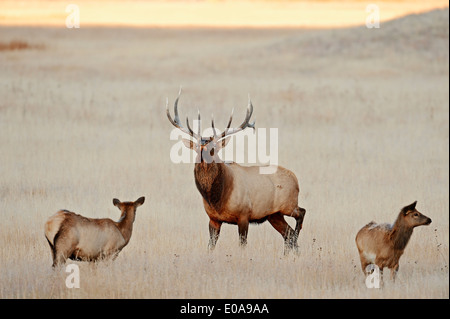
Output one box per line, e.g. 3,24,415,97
0,5,448,299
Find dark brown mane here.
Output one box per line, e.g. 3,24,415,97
389,212,414,250
194,162,232,212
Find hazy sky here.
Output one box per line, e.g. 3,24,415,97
1,0,448,28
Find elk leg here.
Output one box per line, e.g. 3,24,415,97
286,206,306,240
359,255,370,275
52,230,77,267
53,245,71,267
391,264,399,282
208,219,222,250
294,206,306,238
46,237,56,267
237,218,249,246
268,213,297,254
279,206,306,247
379,268,384,288
374,259,385,288
52,234,67,267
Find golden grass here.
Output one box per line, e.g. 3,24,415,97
0,6,448,299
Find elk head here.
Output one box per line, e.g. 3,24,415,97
166,89,255,164
400,201,432,228
113,196,146,222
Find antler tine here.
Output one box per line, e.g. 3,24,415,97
197,109,201,139
166,97,181,128
166,89,182,125
186,116,194,136
166,89,200,141
211,113,218,138
226,107,234,130
234,98,253,131
166,97,176,126
218,99,255,140
246,99,255,132
216,108,234,140
244,98,253,125
248,119,256,132
173,93,181,123
186,109,202,141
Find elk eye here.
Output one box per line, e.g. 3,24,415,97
414,213,419,217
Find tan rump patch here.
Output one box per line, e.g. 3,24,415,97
44,210,67,245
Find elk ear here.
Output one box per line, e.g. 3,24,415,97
113,198,121,207
135,196,145,207
402,201,417,215
182,138,197,151
215,137,231,151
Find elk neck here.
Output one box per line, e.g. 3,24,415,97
194,161,232,211
389,212,414,251
117,207,136,244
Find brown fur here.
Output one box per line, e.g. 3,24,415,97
355,201,431,282
194,161,233,213
44,197,145,267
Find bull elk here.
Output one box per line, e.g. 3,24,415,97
355,201,431,283
44,197,145,267
166,91,306,252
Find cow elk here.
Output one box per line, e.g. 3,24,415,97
45,197,145,267
355,201,431,283
166,91,306,253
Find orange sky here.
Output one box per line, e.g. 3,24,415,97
0,0,448,28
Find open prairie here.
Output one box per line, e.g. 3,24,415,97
0,1,448,298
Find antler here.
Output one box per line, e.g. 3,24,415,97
166,88,201,141
211,96,256,141
168,90,256,142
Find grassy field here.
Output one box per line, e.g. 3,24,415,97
0,2,448,299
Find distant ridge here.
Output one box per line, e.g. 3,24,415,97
265,8,449,63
